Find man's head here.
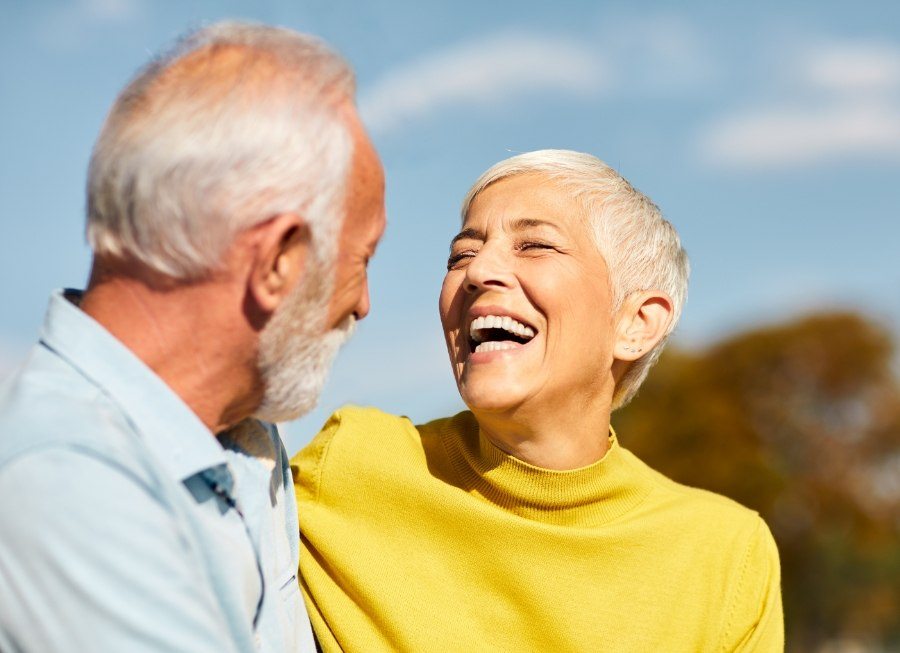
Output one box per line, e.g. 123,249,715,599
85,22,385,423
255,109,385,422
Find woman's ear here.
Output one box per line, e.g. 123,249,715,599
247,213,311,315
614,291,674,362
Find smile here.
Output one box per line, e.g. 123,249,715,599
468,314,536,355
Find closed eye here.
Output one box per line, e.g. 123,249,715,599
447,250,477,270
517,241,556,252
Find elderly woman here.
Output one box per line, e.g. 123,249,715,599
293,150,783,652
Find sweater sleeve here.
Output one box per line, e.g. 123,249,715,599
720,517,784,652
293,411,343,506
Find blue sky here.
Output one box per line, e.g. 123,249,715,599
2,0,899,452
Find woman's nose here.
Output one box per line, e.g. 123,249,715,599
463,246,514,294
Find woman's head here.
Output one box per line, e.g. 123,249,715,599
439,150,689,419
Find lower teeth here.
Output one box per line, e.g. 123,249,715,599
474,341,518,353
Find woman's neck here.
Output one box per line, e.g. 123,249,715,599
472,400,613,471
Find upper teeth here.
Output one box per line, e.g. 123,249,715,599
469,315,535,342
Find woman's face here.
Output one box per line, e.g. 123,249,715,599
439,173,619,416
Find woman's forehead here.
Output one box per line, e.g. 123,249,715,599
462,176,589,236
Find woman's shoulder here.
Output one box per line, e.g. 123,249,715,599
321,404,413,429
305,405,475,446
291,406,468,497
303,405,470,443
621,446,771,538
633,464,783,650
295,405,415,464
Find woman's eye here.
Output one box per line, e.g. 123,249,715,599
519,241,554,252
447,251,475,269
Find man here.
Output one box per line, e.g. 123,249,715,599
0,21,385,653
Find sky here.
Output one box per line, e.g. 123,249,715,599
1,0,899,453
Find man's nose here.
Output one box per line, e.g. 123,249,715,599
354,277,371,320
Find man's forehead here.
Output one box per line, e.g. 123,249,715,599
340,107,386,252
344,104,384,191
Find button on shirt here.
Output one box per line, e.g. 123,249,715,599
0,290,316,653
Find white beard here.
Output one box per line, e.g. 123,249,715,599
253,262,355,424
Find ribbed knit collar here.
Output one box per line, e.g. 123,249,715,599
440,411,653,526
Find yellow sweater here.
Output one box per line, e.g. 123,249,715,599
293,407,783,652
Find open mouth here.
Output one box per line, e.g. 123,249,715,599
468,314,536,354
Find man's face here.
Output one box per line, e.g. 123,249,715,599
325,108,386,330
254,108,385,423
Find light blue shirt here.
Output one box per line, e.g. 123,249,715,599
0,290,316,653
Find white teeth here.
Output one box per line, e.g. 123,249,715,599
468,314,536,343
474,341,519,353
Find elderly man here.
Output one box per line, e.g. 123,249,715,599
0,21,384,653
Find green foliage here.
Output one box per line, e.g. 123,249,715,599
615,312,900,651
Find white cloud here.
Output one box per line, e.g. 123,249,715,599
83,0,141,21
700,101,900,168
594,12,717,92
359,32,605,134
699,39,900,169
802,41,900,93
35,0,143,50
358,15,723,136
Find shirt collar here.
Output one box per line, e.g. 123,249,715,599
39,289,229,484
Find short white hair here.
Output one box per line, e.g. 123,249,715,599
461,149,690,409
86,21,355,278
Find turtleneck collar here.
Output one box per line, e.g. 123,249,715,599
439,411,653,526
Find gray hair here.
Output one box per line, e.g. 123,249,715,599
86,21,356,278
461,149,690,409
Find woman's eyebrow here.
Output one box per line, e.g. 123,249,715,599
510,218,562,233
450,219,561,246
450,228,484,245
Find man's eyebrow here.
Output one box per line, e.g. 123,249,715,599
450,228,485,246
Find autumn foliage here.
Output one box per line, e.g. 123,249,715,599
615,312,900,652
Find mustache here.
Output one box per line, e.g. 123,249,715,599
334,314,357,339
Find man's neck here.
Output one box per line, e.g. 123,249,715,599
79,267,259,434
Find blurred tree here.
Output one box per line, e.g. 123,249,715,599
615,312,900,652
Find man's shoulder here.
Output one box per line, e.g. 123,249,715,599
0,345,138,471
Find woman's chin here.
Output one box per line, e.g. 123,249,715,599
458,383,529,414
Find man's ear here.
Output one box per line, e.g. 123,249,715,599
247,213,311,315
613,291,674,362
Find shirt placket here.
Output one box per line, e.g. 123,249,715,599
201,465,267,642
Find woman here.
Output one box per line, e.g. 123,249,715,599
293,150,783,652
